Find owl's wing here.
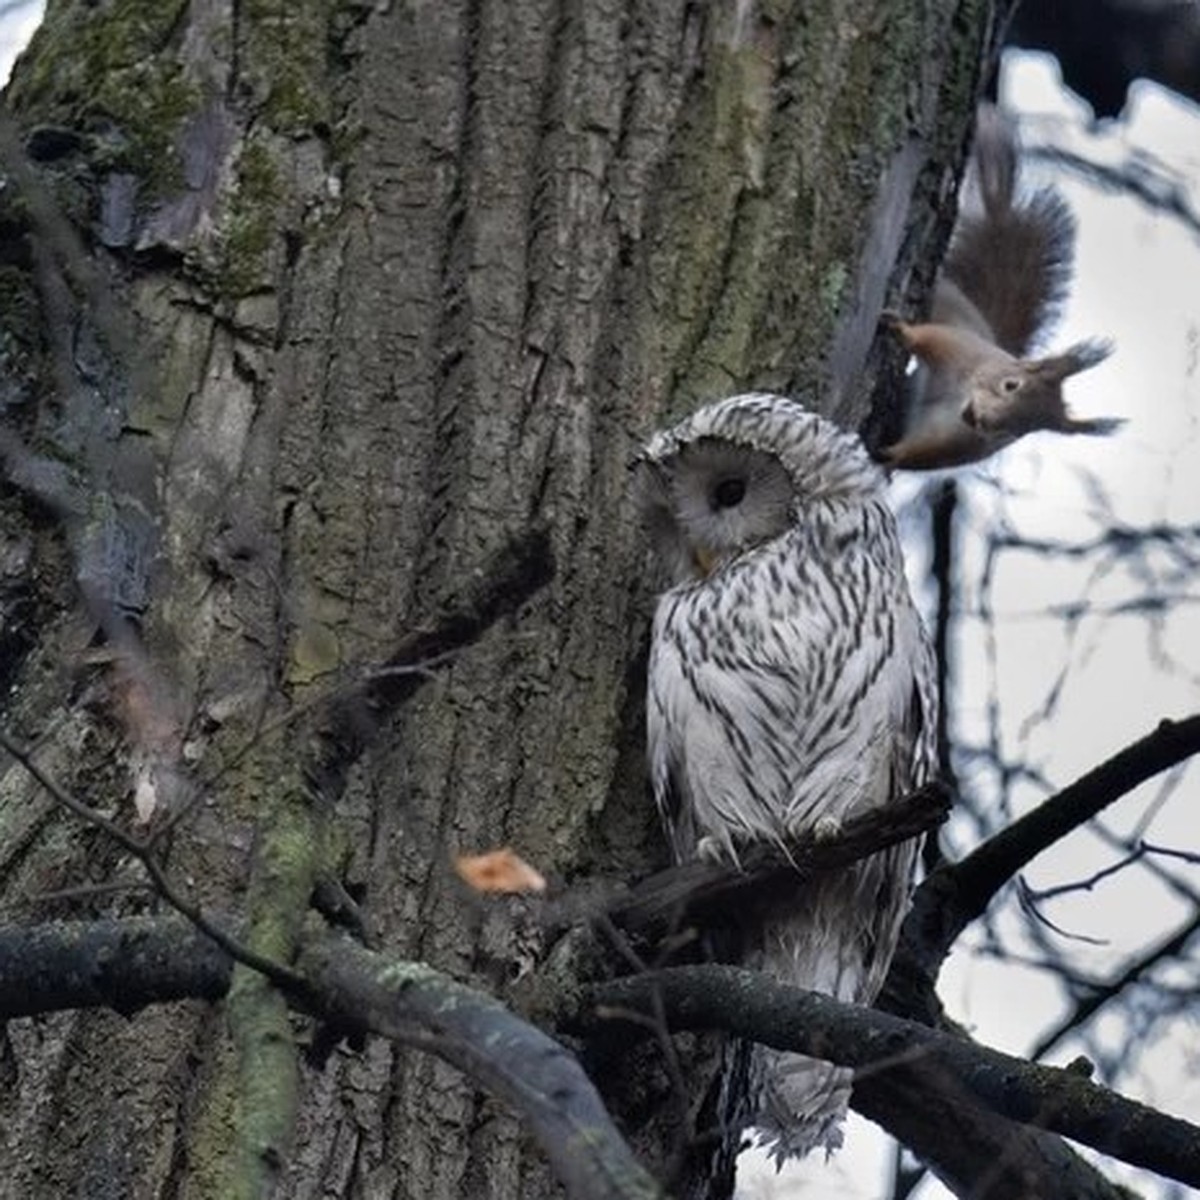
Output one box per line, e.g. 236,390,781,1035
898,605,940,790
647,602,808,861
646,620,701,860
773,585,937,833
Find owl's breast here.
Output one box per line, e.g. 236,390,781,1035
648,515,925,856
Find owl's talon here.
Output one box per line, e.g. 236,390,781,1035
812,816,843,843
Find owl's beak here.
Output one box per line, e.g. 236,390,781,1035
691,546,717,578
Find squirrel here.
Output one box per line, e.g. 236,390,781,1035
880,105,1120,470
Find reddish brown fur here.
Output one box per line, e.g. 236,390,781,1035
881,108,1119,470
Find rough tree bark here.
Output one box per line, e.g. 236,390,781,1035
0,2,1006,1198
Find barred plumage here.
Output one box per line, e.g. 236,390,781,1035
635,393,937,1162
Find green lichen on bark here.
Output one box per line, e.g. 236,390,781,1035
639,16,776,412
237,0,331,134
218,138,284,298
178,1032,244,1199
225,968,299,1200
221,762,321,1197
7,0,199,189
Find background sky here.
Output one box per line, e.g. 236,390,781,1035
2,9,1197,1200
0,0,39,86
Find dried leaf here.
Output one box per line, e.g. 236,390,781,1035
455,847,546,895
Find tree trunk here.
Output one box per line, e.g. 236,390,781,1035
0,1,1003,1197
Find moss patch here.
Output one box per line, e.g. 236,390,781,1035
238,0,330,134
218,138,283,297
8,0,199,190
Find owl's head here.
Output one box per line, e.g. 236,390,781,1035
634,393,883,586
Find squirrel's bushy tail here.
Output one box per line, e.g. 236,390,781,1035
943,104,1075,357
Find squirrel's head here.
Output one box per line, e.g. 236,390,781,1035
963,339,1116,436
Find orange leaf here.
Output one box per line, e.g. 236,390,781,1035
454,847,546,895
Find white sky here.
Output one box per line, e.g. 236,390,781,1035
1,9,1196,1200
0,0,40,85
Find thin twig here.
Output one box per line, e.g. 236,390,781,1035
1030,909,1200,1060
905,714,1200,976
0,728,304,991
26,879,154,905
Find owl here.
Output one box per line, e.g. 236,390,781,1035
634,393,938,1162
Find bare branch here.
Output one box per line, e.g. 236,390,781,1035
1141,840,1200,867
1021,846,1148,903
0,918,231,1018
1031,909,1200,1061
0,727,305,992
906,714,1200,975
1029,143,1200,237
592,965,1200,1192
593,781,951,939
0,919,662,1200
295,935,664,1200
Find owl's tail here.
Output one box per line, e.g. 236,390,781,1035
750,841,918,1164
755,1053,852,1162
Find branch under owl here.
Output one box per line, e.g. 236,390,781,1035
595,781,952,942
590,965,1200,1193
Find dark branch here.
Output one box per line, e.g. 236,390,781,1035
588,781,951,939
591,965,1200,1192
304,525,555,804
294,935,663,1200
0,919,661,1200
905,714,1200,976
0,918,231,1018
855,1052,1134,1200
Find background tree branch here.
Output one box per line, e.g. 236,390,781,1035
591,965,1200,1192
905,715,1200,977
0,918,231,1018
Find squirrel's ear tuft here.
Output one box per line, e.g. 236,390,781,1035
1038,339,1114,381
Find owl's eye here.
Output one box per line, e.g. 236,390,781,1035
711,477,747,509
1000,377,1022,394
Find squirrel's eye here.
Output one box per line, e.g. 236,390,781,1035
1001,377,1022,394
711,477,747,509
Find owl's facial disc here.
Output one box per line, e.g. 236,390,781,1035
688,476,750,576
